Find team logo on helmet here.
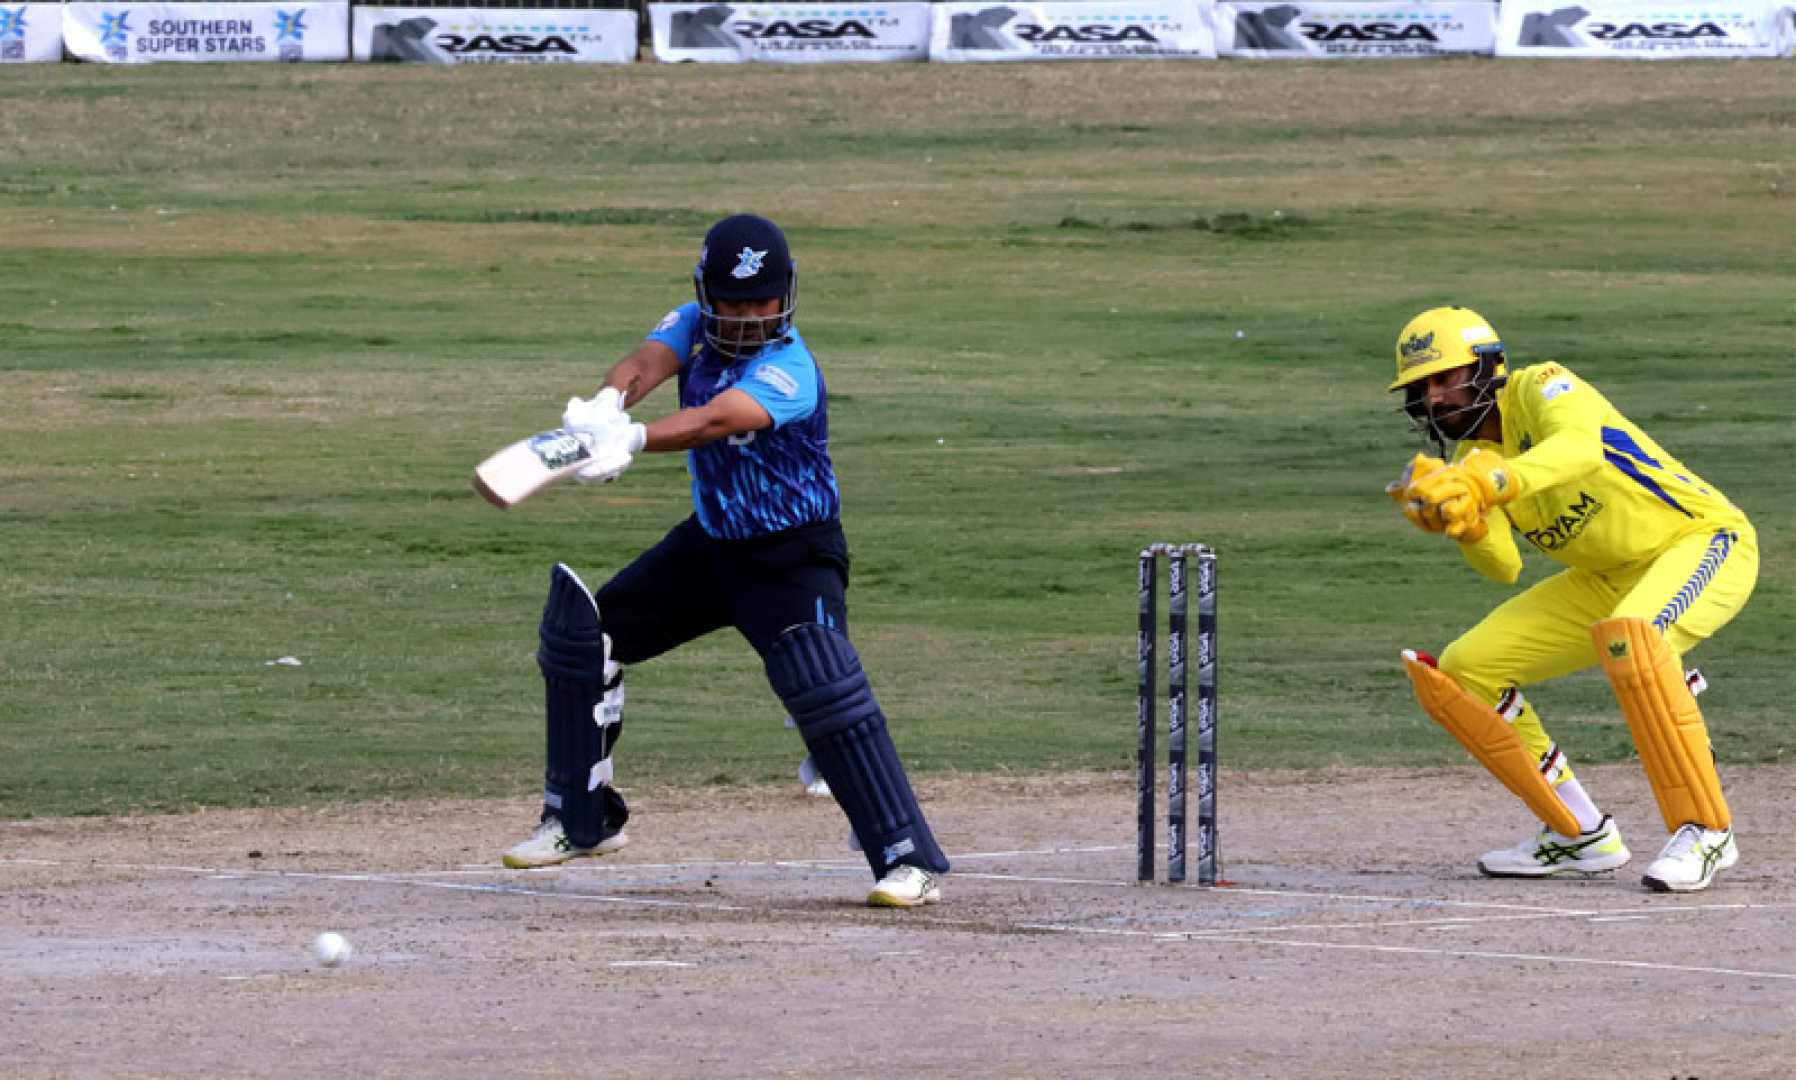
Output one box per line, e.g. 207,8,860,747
1398,331,1440,370
731,246,768,280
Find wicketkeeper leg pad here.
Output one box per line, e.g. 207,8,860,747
1592,617,1729,832
1402,650,1583,837
537,563,627,848
765,623,949,879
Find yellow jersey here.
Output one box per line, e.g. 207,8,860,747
1454,363,1750,583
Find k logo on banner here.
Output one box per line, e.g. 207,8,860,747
949,5,1016,48
370,15,440,59
1517,5,1586,46
670,3,734,47
1233,3,1304,49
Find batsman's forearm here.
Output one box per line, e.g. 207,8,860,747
642,409,742,451
606,372,646,408
641,389,772,452
601,341,680,408
602,363,655,409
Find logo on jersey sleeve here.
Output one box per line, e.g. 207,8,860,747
654,309,682,333
752,364,800,399
731,247,768,279
1533,364,1576,401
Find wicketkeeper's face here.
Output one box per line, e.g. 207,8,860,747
1418,362,1485,441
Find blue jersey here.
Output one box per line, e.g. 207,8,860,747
646,302,841,540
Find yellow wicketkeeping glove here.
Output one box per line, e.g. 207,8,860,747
1385,453,1447,534
1408,449,1521,543
1436,494,1490,544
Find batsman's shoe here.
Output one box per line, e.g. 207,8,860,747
1477,815,1631,878
867,865,942,909
502,816,629,870
1642,823,1737,893
798,754,832,799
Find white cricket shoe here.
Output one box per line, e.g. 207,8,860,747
785,715,832,798
799,755,832,799
867,865,942,909
1642,823,1737,893
502,816,629,869
1477,815,1631,878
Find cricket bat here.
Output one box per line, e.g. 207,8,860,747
472,428,597,509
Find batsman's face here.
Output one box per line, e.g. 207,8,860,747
713,296,783,355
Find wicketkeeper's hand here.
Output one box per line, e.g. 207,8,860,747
562,387,627,436
1386,452,1447,533
1435,497,1489,544
575,421,648,486
1407,449,1519,541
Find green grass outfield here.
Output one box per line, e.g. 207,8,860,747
2,61,1791,818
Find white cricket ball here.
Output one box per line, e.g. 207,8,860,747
313,931,352,967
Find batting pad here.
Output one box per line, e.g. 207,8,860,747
765,623,949,879
1592,618,1730,832
536,563,625,848
1402,651,1583,838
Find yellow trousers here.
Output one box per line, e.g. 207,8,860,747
1439,525,1758,763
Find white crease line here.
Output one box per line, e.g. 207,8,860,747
1172,882,1600,915
1153,902,1796,937
1018,923,1796,982
1185,912,1600,935
2,858,750,912
8,858,234,874
956,870,1589,915
949,870,1135,887
376,877,752,911
608,960,694,968
945,844,1131,860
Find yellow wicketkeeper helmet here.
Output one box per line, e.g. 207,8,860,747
1388,306,1506,392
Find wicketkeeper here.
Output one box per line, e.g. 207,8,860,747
500,214,949,908
1385,306,1758,892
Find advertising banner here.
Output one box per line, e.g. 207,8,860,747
1,4,65,61
1218,1,1496,57
354,6,637,62
649,3,931,62
928,0,1217,61
1496,0,1795,57
64,1,348,61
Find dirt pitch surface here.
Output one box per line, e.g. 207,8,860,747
6,765,1795,1079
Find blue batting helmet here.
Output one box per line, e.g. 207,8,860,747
694,214,798,358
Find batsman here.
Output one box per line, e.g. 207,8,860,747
1385,306,1758,892
500,213,949,908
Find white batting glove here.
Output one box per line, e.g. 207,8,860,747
574,421,648,486
561,387,627,436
